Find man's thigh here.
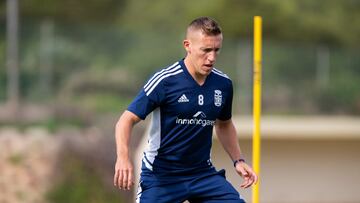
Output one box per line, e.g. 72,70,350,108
136,178,188,203
187,169,246,203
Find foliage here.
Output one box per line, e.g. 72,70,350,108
71,93,133,114
120,0,360,47
19,0,125,24
0,0,359,115
0,41,5,100
2,0,359,45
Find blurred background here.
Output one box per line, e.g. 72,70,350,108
0,0,359,202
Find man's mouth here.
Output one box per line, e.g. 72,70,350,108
204,64,213,68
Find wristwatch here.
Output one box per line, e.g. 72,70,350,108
233,159,245,167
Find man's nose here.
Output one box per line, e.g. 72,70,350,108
207,51,216,63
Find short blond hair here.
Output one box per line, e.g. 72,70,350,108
187,17,222,36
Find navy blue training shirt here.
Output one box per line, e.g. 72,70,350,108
128,59,233,176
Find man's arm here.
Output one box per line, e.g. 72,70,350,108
215,119,258,188
113,110,141,190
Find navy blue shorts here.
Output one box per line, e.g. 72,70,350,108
136,169,245,203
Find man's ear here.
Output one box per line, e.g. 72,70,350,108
183,39,191,54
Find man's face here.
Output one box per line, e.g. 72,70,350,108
184,30,223,77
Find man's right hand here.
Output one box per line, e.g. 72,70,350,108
114,157,134,190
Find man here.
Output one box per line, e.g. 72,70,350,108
114,16,258,202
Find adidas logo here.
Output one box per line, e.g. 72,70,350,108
178,94,189,103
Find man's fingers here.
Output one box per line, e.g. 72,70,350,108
242,172,257,188
127,170,134,190
114,167,134,190
114,159,134,190
114,169,120,186
238,167,248,177
237,164,250,188
253,171,259,185
245,176,254,188
247,171,257,187
121,170,128,189
240,169,254,188
118,169,124,189
240,175,249,188
243,178,253,188
236,163,258,188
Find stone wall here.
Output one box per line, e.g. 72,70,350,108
0,127,119,203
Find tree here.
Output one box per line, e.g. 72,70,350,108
6,0,20,117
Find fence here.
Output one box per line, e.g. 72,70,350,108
1,21,359,115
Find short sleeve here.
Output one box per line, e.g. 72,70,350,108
127,78,165,120
217,81,233,121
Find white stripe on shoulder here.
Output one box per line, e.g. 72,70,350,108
144,65,181,92
145,69,183,96
144,62,179,89
212,68,230,79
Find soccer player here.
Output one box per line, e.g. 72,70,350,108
114,16,258,202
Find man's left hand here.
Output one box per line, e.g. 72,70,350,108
235,161,258,188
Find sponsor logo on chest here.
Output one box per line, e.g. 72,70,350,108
176,111,215,127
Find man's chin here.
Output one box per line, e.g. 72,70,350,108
202,67,213,74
